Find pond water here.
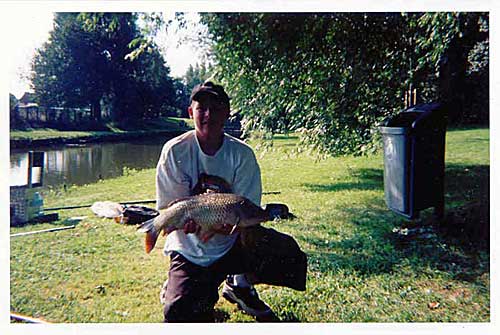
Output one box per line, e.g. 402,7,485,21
9,136,172,190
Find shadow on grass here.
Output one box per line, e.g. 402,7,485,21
304,168,383,193
303,164,489,283
214,308,285,322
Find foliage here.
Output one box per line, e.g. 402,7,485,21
9,93,19,126
412,12,489,125
10,127,489,322
199,12,489,156
199,13,412,155
9,93,19,117
184,62,212,92
30,13,179,123
9,93,18,110
172,78,190,118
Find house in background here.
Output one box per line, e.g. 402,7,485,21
16,92,42,122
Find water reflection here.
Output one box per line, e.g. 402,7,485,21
10,137,169,189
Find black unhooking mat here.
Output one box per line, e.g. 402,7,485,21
121,205,159,225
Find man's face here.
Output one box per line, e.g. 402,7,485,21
188,95,230,139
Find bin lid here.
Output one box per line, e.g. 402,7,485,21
381,102,445,130
379,126,409,135
405,102,441,114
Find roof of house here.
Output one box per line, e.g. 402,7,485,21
17,102,39,108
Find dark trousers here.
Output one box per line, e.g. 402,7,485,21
163,226,307,322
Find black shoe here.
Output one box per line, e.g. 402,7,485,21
221,279,272,318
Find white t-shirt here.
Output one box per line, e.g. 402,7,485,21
155,130,262,266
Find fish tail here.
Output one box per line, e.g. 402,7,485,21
137,218,160,254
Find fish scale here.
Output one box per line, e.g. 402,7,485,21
137,193,270,253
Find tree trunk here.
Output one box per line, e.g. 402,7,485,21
91,98,102,122
439,14,488,125
438,38,467,125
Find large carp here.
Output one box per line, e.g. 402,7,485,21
137,193,271,253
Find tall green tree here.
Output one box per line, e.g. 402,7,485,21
201,13,416,154
199,12,488,155
31,12,177,123
184,62,211,92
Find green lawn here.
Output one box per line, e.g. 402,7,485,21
9,127,489,323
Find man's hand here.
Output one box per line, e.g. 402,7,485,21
183,220,240,236
183,219,200,234
164,219,240,242
162,219,200,236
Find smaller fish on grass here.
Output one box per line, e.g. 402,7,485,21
137,193,273,253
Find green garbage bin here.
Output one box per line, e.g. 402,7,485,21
380,103,447,220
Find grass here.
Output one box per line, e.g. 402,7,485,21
9,127,489,323
10,117,193,142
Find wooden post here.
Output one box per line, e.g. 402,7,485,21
27,151,44,188
27,152,33,188
409,83,413,107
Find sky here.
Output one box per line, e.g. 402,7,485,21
5,10,54,99
5,10,203,99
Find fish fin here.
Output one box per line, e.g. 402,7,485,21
144,230,160,254
229,217,240,234
137,217,155,233
137,218,160,254
229,224,238,235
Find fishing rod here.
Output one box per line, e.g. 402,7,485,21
44,192,281,211
10,312,51,324
44,199,157,211
10,225,76,237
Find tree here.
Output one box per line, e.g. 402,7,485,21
31,12,178,123
200,13,417,155
198,12,488,155
172,78,190,117
184,62,211,92
10,93,19,127
414,12,489,124
31,13,114,120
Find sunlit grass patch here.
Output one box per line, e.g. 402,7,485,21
10,127,489,322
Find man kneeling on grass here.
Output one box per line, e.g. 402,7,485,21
155,81,307,322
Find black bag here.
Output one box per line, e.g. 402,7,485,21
120,205,159,225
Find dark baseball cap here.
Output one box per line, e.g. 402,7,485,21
190,81,230,107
